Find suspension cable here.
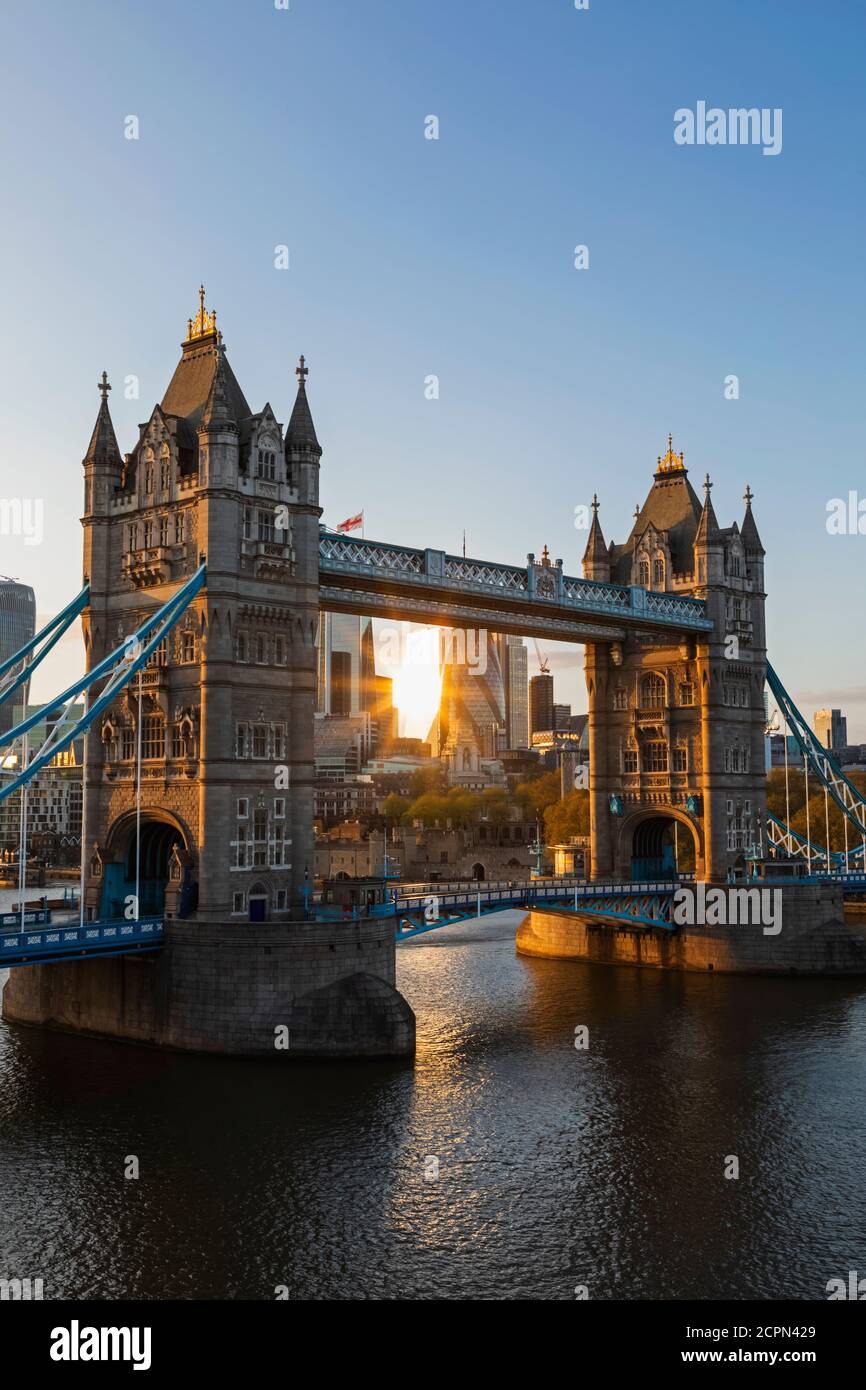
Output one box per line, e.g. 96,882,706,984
135,671,142,922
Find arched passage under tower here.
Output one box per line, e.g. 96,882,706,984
618,808,702,881
98,811,196,921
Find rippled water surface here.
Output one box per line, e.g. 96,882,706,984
2,909,866,1300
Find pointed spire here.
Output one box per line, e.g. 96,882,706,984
582,493,608,565
83,371,122,469
740,483,764,553
285,355,321,455
694,471,721,545
199,345,237,431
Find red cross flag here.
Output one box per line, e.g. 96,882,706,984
336,512,364,534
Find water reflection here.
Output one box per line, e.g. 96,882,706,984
2,911,866,1299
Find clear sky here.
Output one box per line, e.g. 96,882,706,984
1,0,864,737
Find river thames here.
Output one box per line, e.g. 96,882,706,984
2,906,865,1300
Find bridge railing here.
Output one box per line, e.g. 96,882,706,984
395,880,674,911
319,532,712,632
0,917,164,967
0,909,52,929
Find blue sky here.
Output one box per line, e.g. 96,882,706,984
1,0,864,735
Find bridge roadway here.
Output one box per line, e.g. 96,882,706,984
4,871,865,967
318,532,714,644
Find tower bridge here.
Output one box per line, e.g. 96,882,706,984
2,294,864,1055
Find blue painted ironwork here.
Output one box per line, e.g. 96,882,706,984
767,812,865,869
393,880,676,940
319,532,712,634
767,663,866,842
0,908,52,929
0,917,164,968
0,565,206,804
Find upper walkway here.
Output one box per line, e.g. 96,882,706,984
318,531,714,643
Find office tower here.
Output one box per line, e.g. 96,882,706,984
369,673,398,752
814,708,847,751
503,636,529,749
529,672,554,734
553,703,572,730
317,612,375,715
437,630,506,763
0,577,36,738
330,650,353,716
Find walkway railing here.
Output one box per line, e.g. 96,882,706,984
0,917,164,968
319,532,712,633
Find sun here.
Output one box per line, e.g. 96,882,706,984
374,621,443,740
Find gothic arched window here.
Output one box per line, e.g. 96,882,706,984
141,714,165,760
640,675,665,709
638,557,650,587
653,554,665,586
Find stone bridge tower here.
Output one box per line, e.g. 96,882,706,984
80,291,321,922
581,437,767,883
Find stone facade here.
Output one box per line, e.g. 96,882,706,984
80,298,321,922
2,918,415,1056
582,440,767,883
517,886,866,975
0,296,418,1058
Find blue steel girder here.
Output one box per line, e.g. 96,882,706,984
767,663,866,843
319,532,712,639
0,565,206,804
0,584,89,709
394,883,676,939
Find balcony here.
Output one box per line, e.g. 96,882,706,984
241,537,295,579
122,546,175,588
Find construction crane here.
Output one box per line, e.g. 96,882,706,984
532,638,549,674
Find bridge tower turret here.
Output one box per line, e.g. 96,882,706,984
581,495,610,582
78,291,322,924
81,371,123,594
583,438,767,884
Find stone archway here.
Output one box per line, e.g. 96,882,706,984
618,807,703,881
101,809,194,920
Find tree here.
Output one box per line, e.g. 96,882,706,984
408,766,446,799
445,787,482,826
404,793,452,827
766,767,807,821
479,786,510,826
382,793,410,824
544,789,590,844
514,770,562,821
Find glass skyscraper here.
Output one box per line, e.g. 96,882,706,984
0,577,36,737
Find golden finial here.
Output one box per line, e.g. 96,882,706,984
185,285,218,342
657,433,685,473
541,544,551,566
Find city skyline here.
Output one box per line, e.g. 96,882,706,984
1,1,864,738
4,0,866,1325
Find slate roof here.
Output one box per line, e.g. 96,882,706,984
285,373,321,453
161,334,251,431
610,468,703,581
